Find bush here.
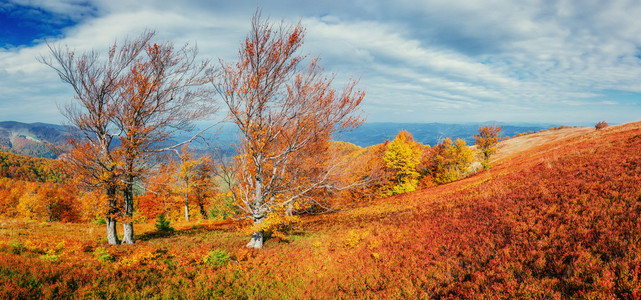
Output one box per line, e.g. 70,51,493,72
155,214,174,233
9,240,25,254
203,249,231,267
595,121,608,130
92,217,106,225
93,247,113,262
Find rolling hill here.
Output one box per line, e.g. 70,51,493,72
1,121,639,298
0,121,72,158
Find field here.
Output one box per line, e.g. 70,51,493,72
1,122,641,298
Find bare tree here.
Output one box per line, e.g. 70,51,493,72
114,39,213,244
213,12,365,249
40,32,153,244
41,31,214,245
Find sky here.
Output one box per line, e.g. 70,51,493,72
1,0,641,126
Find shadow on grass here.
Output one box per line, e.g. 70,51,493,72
135,220,239,242
136,231,175,242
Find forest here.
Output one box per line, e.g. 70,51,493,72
1,11,640,299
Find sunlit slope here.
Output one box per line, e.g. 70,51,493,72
491,125,593,163
1,121,640,298
298,121,641,297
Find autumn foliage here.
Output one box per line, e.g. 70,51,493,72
3,10,641,298
474,123,503,162
382,130,422,195
2,121,641,298
213,12,364,248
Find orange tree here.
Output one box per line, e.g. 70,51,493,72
173,148,216,221
432,138,475,184
41,31,213,245
474,124,502,163
113,39,212,244
40,34,152,244
213,12,364,249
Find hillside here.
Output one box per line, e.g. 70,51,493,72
0,121,640,298
0,150,67,183
0,121,71,158
491,125,594,162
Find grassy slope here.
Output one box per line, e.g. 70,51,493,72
1,122,641,298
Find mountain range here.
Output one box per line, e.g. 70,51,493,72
0,120,557,158
334,122,554,147
0,121,73,158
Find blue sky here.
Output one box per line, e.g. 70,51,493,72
1,0,641,125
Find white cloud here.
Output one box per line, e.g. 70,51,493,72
1,0,641,124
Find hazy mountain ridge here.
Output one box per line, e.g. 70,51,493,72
0,120,558,158
0,121,73,158
335,122,554,147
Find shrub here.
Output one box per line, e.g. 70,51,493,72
595,121,608,130
203,249,230,267
91,217,106,225
155,214,174,233
93,247,113,262
9,240,25,254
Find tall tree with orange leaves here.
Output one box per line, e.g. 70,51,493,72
41,31,213,244
213,12,364,249
40,33,153,244
113,38,213,244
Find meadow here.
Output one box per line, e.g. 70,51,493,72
1,121,641,298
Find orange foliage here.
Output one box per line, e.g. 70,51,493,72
2,122,641,298
0,178,81,222
214,12,364,248
474,124,502,161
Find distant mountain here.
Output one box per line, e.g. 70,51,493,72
0,120,558,158
0,121,72,158
335,122,554,147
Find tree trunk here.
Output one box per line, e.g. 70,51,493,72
184,193,190,221
106,217,119,245
246,216,264,249
247,173,264,249
122,222,134,244
199,203,207,219
121,183,135,244
106,193,120,245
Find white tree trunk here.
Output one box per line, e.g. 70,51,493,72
246,217,264,249
247,173,265,249
121,184,135,244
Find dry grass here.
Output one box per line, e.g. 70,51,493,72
492,126,593,163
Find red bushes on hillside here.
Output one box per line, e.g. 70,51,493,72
0,122,640,298
595,121,609,130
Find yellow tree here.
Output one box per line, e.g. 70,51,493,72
434,138,475,184
174,148,216,221
474,124,503,162
213,12,364,249
382,130,422,195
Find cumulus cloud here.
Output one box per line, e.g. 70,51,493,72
1,0,640,124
